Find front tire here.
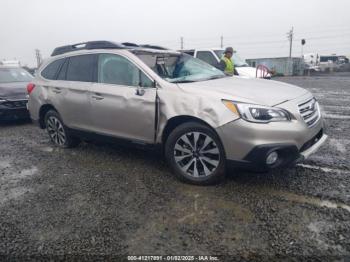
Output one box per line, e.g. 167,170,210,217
44,110,80,148
165,122,226,185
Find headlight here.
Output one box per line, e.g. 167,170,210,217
222,100,291,123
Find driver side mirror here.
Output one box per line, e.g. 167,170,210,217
136,70,146,96
136,86,145,96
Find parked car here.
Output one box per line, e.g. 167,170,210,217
180,48,271,78
0,64,33,120
28,41,327,185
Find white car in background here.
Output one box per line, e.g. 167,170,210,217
181,48,271,79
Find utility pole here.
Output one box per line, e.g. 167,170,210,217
35,49,42,68
301,39,306,58
220,35,223,48
180,37,184,50
287,27,294,58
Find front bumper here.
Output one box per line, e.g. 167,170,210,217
0,99,29,120
226,129,327,171
216,97,326,171
0,108,30,120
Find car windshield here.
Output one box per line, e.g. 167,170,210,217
214,50,249,67
0,68,33,83
135,52,226,83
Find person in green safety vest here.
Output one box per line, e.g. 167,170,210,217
217,47,236,76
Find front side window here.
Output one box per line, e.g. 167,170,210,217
98,54,153,87
0,68,33,83
41,59,65,80
135,52,225,83
196,51,218,66
66,55,95,82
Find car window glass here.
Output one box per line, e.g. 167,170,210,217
66,55,95,82
196,51,217,66
140,71,154,88
57,58,69,80
98,54,140,87
0,68,33,83
41,59,65,80
136,53,225,83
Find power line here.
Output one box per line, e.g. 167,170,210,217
161,32,350,48
295,32,350,41
158,27,350,47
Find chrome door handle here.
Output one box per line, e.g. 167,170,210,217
52,88,61,94
92,94,104,100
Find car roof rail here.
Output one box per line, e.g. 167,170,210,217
51,41,128,56
122,42,140,47
140,44,169,50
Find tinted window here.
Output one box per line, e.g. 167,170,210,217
57,59,69,80
196,51,217,66
41,59,65,80
66,55,95,82
98,54,153,87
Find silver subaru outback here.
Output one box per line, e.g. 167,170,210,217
27,41,327,185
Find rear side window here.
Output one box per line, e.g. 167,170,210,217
41,59,65,80
196,51,218,66
57,58,69,80
66,55,96,82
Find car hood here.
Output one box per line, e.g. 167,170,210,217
177,77,309,106
0,82,28,100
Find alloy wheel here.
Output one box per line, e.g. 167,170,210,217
46,116,66,146
173,132,220,177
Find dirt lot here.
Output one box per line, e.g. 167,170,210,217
0,73,349,261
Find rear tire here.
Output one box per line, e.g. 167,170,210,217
44,110,80,148
165,122,226,185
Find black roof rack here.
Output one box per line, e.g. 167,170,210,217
51,41,171,56
51,41,127,56
140,44,169,50
122,42,140,47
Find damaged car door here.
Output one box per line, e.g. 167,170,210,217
89,53,157,143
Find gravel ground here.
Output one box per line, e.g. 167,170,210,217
0,73,349,261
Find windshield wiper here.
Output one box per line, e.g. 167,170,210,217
171,80,196,83
205,75,226,80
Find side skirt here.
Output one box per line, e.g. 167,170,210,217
67,127,161,152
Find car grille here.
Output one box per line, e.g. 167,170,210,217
300,129,323,152
2,100,27,109
298,97,320,127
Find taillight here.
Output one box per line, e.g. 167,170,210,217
27,83,35,94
